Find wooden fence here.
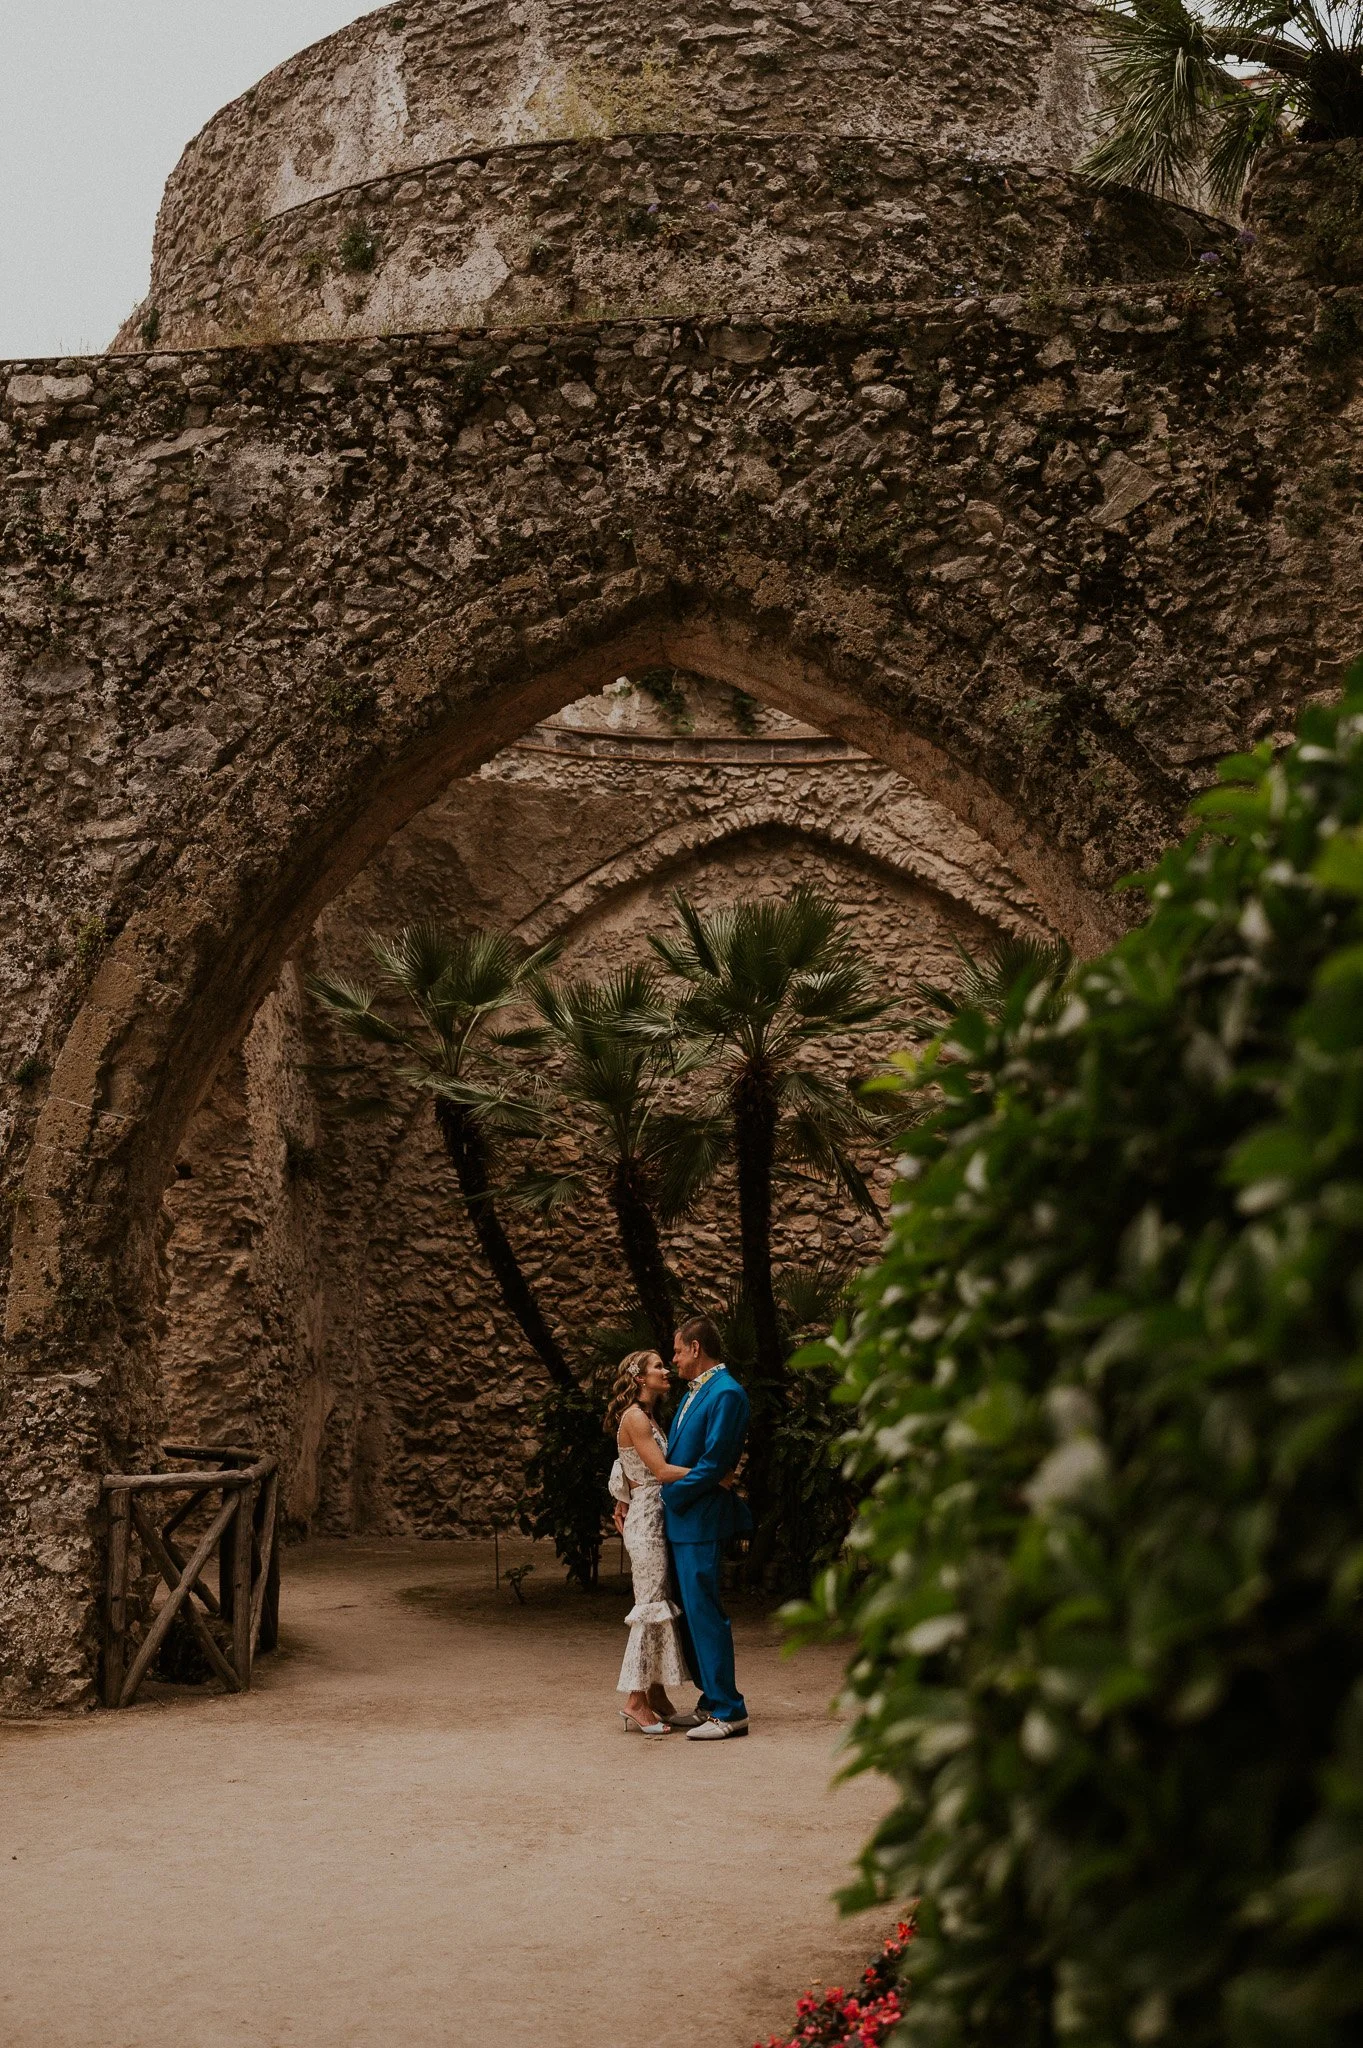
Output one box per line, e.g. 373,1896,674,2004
102,1445,280,1709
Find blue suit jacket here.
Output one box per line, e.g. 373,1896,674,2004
662,1366,753,1546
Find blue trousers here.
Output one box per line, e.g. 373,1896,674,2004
671,1540,747,1723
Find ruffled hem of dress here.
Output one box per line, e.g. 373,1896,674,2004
624,1598,681,1626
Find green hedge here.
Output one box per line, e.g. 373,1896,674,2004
792,678,1363,2047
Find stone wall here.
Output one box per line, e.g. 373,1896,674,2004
118,141,1228,354
138,0,1101,306
156,678,1038,1534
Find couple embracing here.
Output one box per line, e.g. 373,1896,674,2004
607,1316,752,1741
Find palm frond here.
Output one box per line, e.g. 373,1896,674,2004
777,1065,876,1132
649,891,726,982
368,920,457,1003
535,962,669,1041
1083,0,1230,196
307,973,411,1048
789,960,892,1033
371,923,557,1021
777,1259,858,1334
1204,74,1292,200
770,885,844,973
655,887,888,1061
1081,0,1356,200
585,1310,661,1378
405,1068,547,1139
505,1170,585,1218
779,1109,881,1215
915,935,1072,1024
646,1110,731,1221
488,1024,553,1052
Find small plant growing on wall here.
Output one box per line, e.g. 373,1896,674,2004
636,665,695,734
139,306,161,348
73,915,107,975
57,1260,113,1342
730,688,759,735
339,223,380,275
324,676,378,726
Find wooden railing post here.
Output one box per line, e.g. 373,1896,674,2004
100,1448,279,1708
232,1483,254,1689
252,1469,281,1655
103,1489,131,1709
218,1489,235,1623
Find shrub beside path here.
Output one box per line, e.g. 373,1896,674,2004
0,1538,887,2048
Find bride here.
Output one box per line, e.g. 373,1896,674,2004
606,1349,694,1736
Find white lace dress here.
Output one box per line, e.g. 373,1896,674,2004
613,1423,691,1694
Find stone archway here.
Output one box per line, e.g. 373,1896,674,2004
150,672,1046,1543
1,607,1088,1711
3,266,1362,1705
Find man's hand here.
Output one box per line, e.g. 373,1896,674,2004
613,1500,628,1536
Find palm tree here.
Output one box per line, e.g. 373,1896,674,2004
913,932,1073,1025
518,964,695,1354
309,923,576,1390
1083,0,1363,207
650,887,892,1400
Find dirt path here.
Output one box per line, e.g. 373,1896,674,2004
1,1539,889,2048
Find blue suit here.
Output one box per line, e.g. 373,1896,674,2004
663,1366,751,1723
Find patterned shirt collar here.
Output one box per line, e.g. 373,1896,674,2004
678,1363,724,1414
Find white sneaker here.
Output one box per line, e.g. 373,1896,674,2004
686,1715,749,1740
666,1709,707,1730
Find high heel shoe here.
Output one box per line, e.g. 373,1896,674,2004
618,1709,670,1737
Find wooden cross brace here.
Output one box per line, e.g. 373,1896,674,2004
116,1492,243,1708
102,1451,279,1709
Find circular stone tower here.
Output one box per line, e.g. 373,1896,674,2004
117,0,1103,349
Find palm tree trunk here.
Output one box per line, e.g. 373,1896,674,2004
609,1155,675,1354
434,1098,575,1391
731,1061,784,1392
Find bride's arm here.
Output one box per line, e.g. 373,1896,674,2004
620,1405,690,1484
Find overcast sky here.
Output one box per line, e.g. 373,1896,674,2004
0,3,376,361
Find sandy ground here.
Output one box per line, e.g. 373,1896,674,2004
0,1537,890,2048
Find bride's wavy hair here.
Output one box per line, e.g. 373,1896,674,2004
604,1349,664,1436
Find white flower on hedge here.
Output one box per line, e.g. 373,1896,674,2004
916,1721,972,1765
905,1613,967,1655
1239,898,1271,946
1045,1385,1098,1440
1020,1708,1062,1763
1025,1435,1109,1510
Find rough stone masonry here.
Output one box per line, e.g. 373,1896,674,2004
1,0,1361,1711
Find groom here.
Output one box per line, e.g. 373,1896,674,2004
660,1315,752,1740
